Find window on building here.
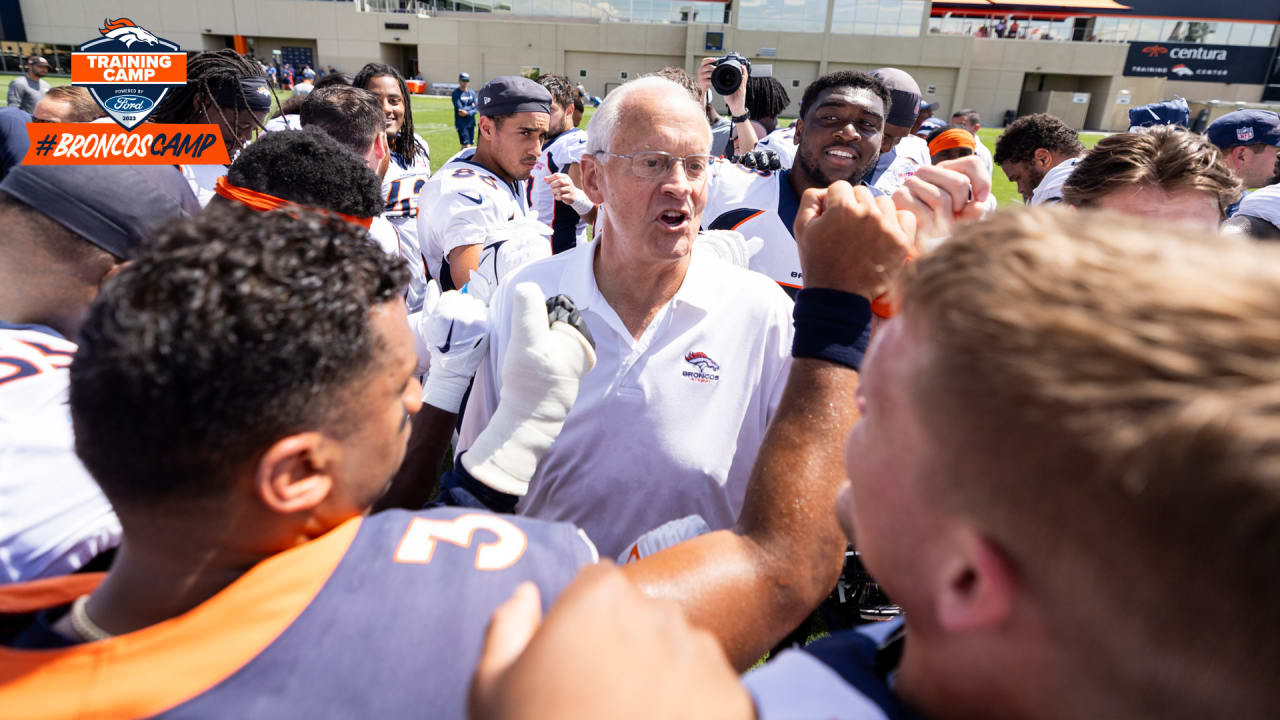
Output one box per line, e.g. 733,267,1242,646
831,0,924,37
738,0,828,33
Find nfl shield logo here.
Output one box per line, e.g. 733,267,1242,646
73,19,186,131
1237,126,1255,142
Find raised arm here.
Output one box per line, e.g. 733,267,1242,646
623,182,916,669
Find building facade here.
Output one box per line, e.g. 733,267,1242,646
8,0,1280,130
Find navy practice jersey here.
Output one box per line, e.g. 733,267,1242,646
0,508,595,719
744,618,925,720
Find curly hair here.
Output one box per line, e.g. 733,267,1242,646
151,49,274,132
745,76,790,121
353,63,420,166
537,73,576,111
1062,125,1243,219
70,204,409,511
227,129,383,218
992,113,1084,165
798,71,891,123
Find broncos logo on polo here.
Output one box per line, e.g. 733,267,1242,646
99,18,160,48
684,352,720,374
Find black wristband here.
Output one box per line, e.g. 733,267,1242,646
731,110,751,123
791,288,872,371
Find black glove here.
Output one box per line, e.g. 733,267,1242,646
730,149,782,172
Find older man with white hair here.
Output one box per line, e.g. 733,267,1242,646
454,76,795,558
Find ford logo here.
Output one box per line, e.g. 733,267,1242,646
105,95,154,112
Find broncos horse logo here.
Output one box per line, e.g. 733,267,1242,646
684,351,721,374
99,18,160,47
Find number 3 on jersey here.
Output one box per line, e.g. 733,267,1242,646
394,513,528,571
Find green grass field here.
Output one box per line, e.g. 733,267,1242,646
2,73,1105,207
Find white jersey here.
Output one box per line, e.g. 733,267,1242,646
263,114,301,132
973,137,994,176
870,134,931,195
178,163,227,207
416,149,534,290
0,323,120,582
382,135,432,222
704,163,884,298
1232,183,1280,226
380,135,432,310
369,216,429,313
529,128,590,252
754,125,797,170
1029,156,1081,206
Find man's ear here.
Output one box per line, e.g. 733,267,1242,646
580,154,605,205
792,117,804,146
478,115,494,141
934,528,1017,634
1033,147,1053,171
376,132,389,161
254,432,336,515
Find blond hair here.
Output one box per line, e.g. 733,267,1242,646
898,207,1280,717
40,86,105,122
1062,125,1242,219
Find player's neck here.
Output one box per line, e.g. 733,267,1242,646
472,143,514,185
80,533,269,637
0,275,87,339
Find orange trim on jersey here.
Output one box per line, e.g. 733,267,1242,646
0,574,103,614
213,176,374,230
777,280,801,290
730,210,765,231
0,517,362,720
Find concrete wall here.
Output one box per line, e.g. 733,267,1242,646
19,0,1274,130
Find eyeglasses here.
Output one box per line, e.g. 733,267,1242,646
597,150,714,180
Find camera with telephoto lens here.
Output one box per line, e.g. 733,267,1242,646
710,52,752,96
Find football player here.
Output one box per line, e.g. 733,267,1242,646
704,71,892,298
0,188,917,714
354,63,432,264
417,76,551,291
301,85,430,312
0,164,198,582
151,49,273,206
472,205,1280,720
529,73,592,253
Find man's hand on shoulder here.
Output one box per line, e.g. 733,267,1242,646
469,563,754,720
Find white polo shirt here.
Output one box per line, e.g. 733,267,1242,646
457,241,794,558
0,323,120,582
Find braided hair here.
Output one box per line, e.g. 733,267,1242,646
353,63,419,166
745,76,791,123
152,49,274,134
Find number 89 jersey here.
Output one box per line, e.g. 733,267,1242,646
417,150,534,290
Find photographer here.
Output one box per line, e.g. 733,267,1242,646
697,54,760,158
